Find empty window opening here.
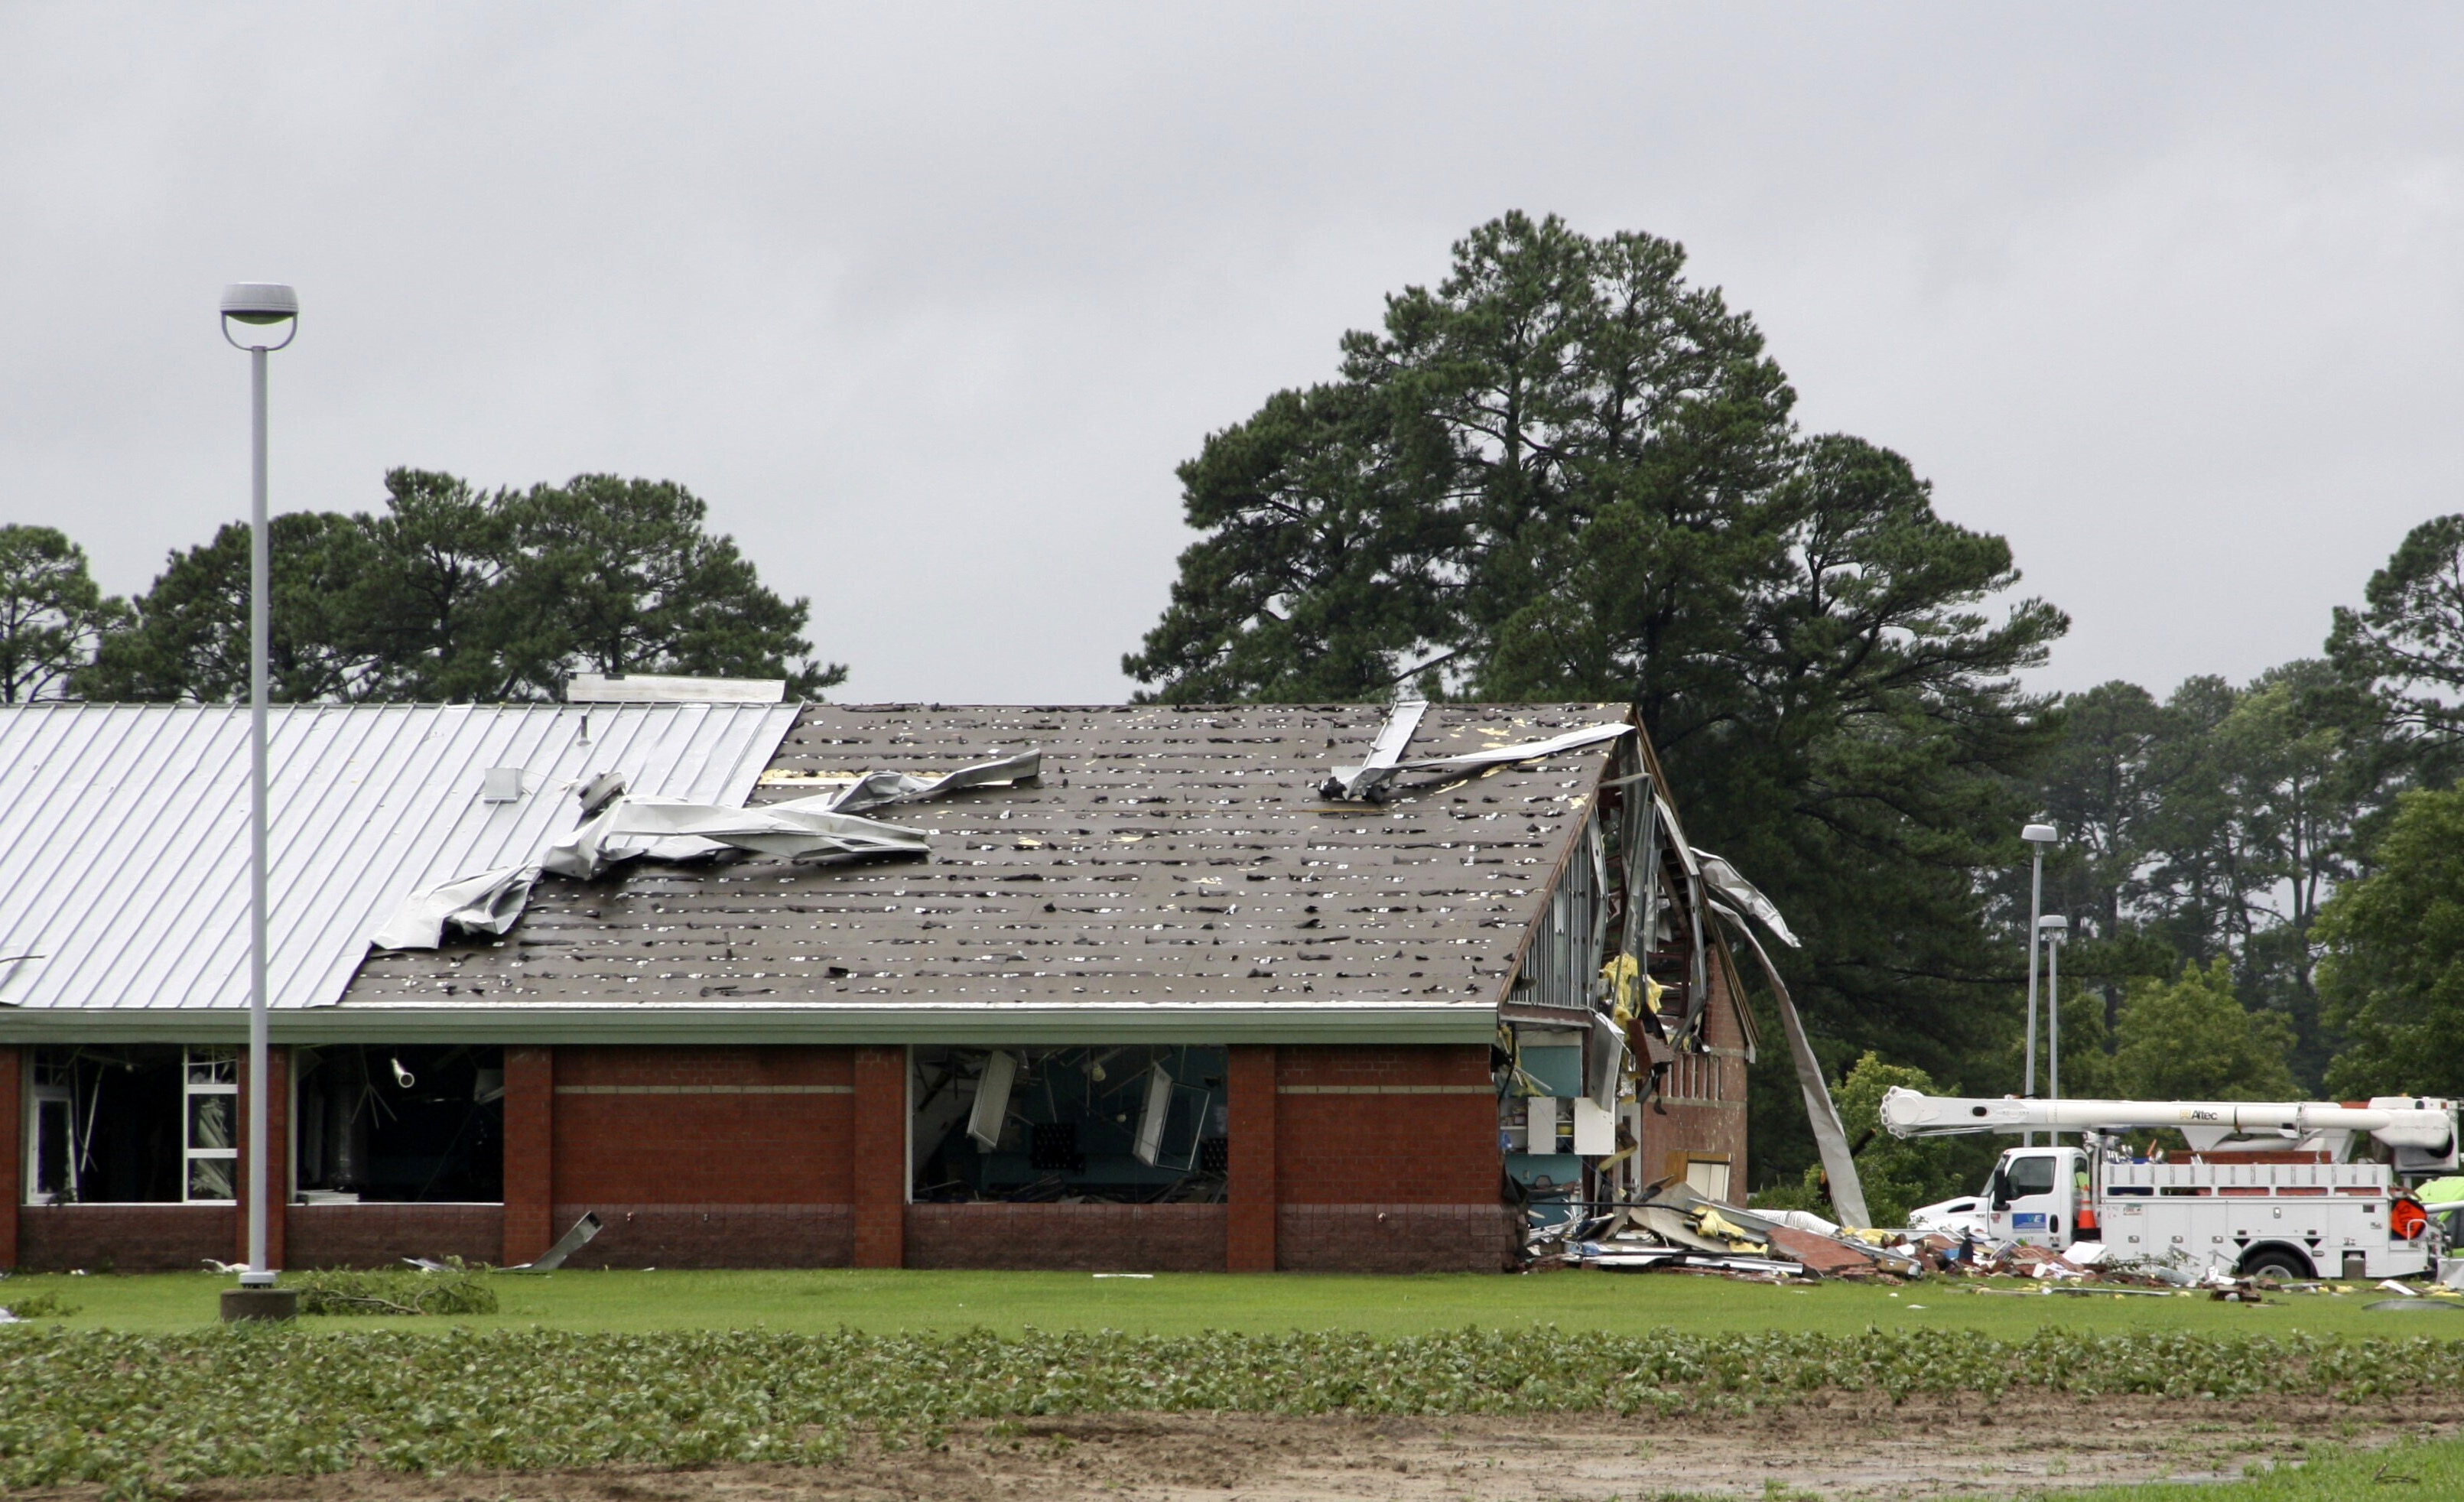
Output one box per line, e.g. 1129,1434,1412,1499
292,1045,504,1204
910,1045,1227,1204
22,1045,225,1205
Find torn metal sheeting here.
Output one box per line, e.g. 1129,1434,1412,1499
1584,1250,1808,1278
1321,699,1429,801
1632,1204,1734,1253
1713,897,1871,1230
388,749,1045,948
821,749,1044,814
1695,850,1798,948
369,867,537,951
508,1211,604,1272
1323,717,1629,801
545,749,1045,877
541,796,932,880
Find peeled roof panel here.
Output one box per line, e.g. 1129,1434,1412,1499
0,701,797,1012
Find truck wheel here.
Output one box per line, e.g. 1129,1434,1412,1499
2238,1246,2313,1281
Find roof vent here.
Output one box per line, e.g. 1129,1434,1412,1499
480,767,524,803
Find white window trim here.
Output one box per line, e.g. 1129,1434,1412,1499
23,1051,73,1205
183,1046,239,1205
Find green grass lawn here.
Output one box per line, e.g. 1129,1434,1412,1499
11,1264,2464,1338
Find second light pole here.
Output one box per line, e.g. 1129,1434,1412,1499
2021,821,2059,1145
2040,913,2069,1130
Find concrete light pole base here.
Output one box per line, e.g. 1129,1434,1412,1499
219,1286,298,1322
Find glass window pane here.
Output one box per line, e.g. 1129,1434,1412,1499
2008,1156,2058,1195
187,1156,235,1201
189,1094,232,1152
187,1048,236,1084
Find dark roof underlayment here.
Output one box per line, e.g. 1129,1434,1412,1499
340,702,1624,1035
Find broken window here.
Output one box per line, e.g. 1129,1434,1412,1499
909,1045,1228,1203
21,1046,215,1204
291,1045,504,1204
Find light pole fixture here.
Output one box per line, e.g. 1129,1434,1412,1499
220,283,298,1297
2020,821,2059,1143
2038,913,2069,1125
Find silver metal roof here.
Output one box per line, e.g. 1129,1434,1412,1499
0,702,797,1014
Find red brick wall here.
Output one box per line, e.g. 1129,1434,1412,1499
1279,1205,1519,1273
18,1206,233,1272
552,1205,855,1268
1275,1045,1499,1204
1640,946,1750,1192
552,1046,854,1204
906,1205,1224,1271
288,1205,505,1270
503,1045,554,1265
1227,1045,1276,1271
851,1045,906,1269
1273,1045,1507,1272
235,1047,288,1269
0,1045,18,1269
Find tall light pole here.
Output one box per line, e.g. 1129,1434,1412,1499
2021,821,2059,1145
221,283,297,1295
2040,913,2069,1130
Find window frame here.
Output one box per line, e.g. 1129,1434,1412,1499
181,1046,239,1205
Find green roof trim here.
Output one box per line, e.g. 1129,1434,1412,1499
0,1000,1500,1047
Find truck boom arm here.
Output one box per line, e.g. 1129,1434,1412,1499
1879,1087,2456,1150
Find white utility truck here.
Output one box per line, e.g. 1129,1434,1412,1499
1879,1088,2461,1280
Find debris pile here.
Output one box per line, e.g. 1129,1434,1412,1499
1534,1185,2464,1304
1533,1185,1923,1280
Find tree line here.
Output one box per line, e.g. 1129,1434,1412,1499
0,471,844,705
1122,210,2464,1199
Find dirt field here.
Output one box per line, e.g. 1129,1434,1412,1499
45,1393,2457,1501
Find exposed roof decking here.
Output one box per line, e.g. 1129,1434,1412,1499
342,702,1624,1014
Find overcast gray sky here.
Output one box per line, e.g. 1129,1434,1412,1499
4,3,2458,704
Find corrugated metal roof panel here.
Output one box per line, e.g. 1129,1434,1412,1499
0,702,797,1012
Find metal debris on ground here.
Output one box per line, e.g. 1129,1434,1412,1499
504,1211,603,1273
1525,1181,2464,1299
1531,1183,1923,1281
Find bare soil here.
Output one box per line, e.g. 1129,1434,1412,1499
43,1395,2464,1501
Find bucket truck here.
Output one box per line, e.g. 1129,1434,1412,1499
1880,1088,2462,1280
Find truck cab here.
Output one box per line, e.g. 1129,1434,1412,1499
1987,1145,2086,1248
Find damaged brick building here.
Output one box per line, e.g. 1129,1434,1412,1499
0,697,1757,1274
